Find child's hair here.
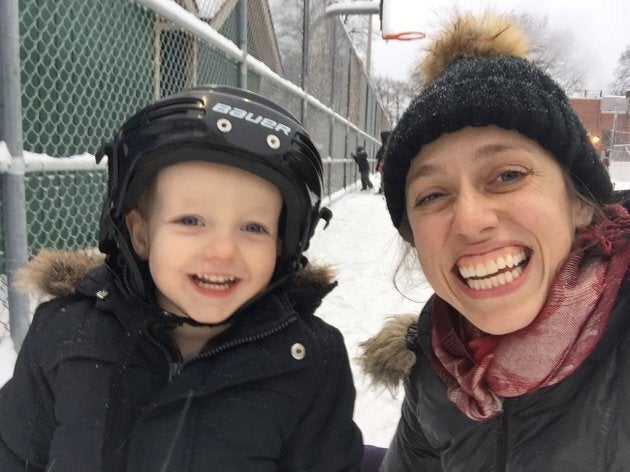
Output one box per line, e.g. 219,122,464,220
95,85,331,308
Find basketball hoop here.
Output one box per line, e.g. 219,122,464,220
380,0,425,41
381,31,426,41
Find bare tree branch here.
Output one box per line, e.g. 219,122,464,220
371,76,414,126
513,13,586,94
610,45,630,95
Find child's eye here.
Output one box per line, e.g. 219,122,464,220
243,222,268,234
177,216,201,226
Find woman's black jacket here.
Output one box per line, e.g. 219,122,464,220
0,251,363,471
361,275,630,471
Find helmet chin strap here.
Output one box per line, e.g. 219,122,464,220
156,258,304,329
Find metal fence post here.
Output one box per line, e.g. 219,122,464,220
0,0,30,351
328,115,335,196
300,0,310,124
238,0,248,89
344,121,350,188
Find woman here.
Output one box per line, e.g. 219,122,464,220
360,12,630,471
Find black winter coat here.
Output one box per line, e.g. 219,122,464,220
361,275,630,472
0,251,363,472
352,150,370,173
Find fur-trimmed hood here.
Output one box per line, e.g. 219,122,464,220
17,250,418,386
358,313,420,390
15,249,338,311
15,249,104,298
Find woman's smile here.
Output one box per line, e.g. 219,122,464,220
456,248,530,290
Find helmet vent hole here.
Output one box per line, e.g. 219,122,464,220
266,134,281,149
217,118,232,133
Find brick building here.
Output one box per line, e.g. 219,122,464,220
569,95,630,159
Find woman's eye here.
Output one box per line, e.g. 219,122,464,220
243,222,268,234
178,216,200,226
415,192,443,207
496,169,526,183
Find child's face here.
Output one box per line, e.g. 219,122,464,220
126,160,282,324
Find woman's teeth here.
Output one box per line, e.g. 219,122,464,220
458,252,528,290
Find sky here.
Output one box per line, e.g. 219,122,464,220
3,166,630,448
371,0,629,92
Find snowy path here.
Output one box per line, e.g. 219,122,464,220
306,186,433,447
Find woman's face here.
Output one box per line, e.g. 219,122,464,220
405,126,593,334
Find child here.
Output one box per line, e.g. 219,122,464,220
351,146,373,191
0,85,363,471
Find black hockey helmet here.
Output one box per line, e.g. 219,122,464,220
96,85,330,302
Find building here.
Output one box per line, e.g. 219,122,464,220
570,94,630,160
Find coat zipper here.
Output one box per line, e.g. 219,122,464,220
150,315,298,382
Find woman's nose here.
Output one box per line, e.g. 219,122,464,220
451,189,499,239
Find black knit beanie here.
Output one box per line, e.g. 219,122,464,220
383,13,614,232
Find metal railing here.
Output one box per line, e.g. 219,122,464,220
0,0,388,350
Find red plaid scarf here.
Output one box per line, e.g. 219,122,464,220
430,204,630,421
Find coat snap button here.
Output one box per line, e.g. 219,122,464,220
291,343,306,360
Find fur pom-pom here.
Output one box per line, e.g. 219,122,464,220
421,12,530,84
357,314,419,391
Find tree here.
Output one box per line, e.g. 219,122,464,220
371,76,414,127
513,13,586,95
609,45,630,95
269,0,336,97
405,12,587,96
269,0,372,112
268,0,304,84
337,8,369,60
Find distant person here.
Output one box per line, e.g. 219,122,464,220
352,145,374,191
375,131,391,194
0,85,363,471
360,12,630,471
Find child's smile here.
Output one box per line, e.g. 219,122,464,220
190,273,238,296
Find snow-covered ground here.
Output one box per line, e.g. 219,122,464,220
2,167,629,447
306,184,432,446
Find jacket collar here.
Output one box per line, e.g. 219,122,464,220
15,249,338,329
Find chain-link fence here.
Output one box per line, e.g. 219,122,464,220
0,0,389,349
610,129,630,162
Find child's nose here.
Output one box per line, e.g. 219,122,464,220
202,231,237,259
